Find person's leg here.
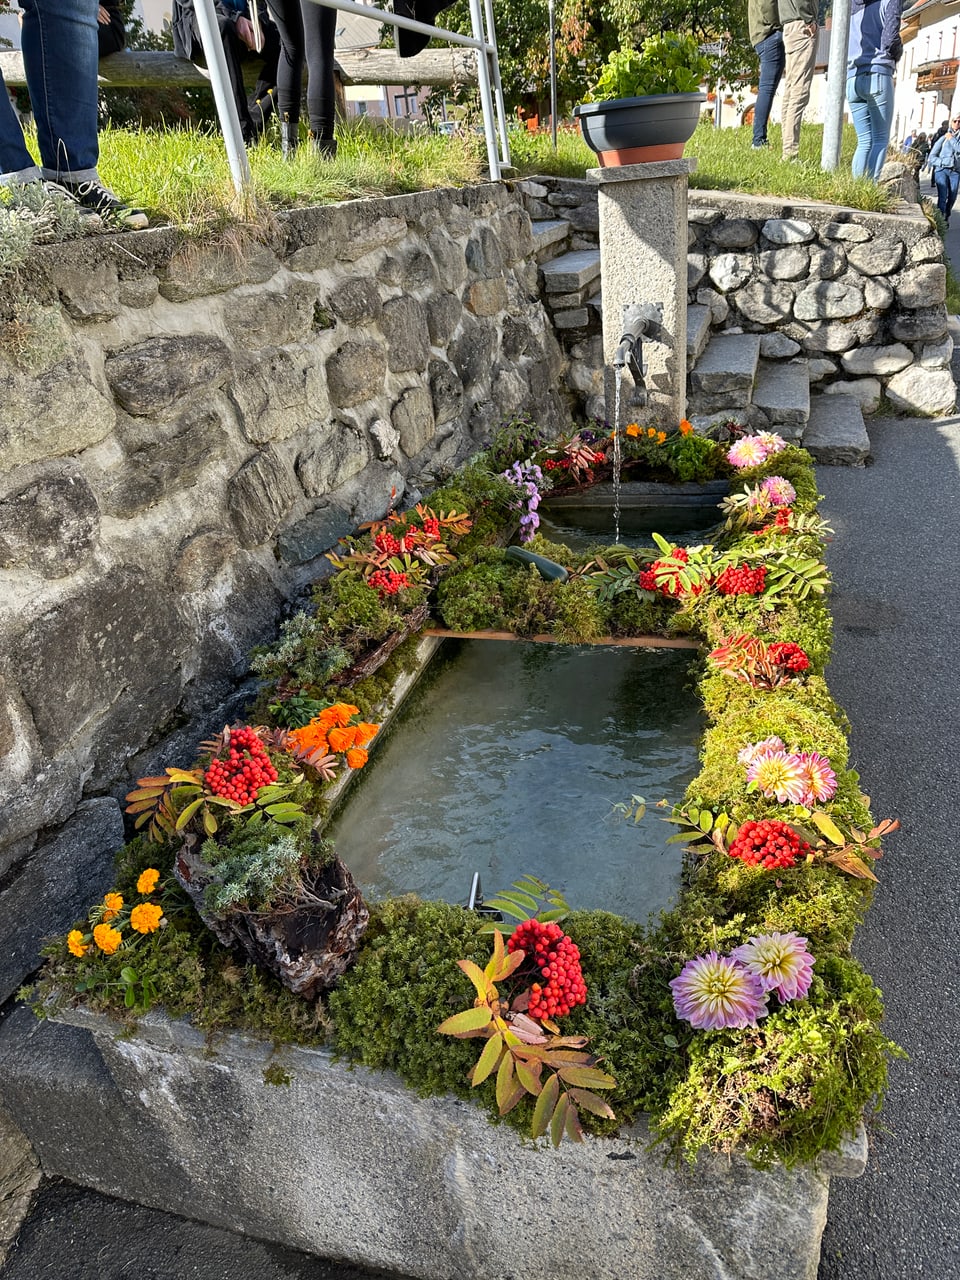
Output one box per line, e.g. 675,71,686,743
866,71,895,178
20,0,99,182
946,170,960,221
780,20,817,158
934,167,951,216
846,74,872,177
267,0,305,130
301,0,336,152
752,32,785,147
0,81,40,181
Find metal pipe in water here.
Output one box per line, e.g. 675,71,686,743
612,366,622,543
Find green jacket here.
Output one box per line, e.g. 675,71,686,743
778,0,818,27
748,0,781,46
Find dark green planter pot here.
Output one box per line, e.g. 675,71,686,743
573,92,706,166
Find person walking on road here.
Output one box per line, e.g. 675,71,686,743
926,115,960,225
778,0,818,160
748,0,784,149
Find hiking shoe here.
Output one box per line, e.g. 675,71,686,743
55,178,149,230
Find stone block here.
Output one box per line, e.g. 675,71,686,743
102,405,226,517
540,249,601,293
690,333,761,394
425,293,462,346
822,378,881,415
392,386,436,457
554,307,590,328
686,304,712,363
696,287,729,325
296,421,369,497
449,325,496,391
0,799,123,1001
840,344,913,377
709,218,759,249
56,259,120,323
277,503,355,566
709,252,754,292
806,245,846,280
337,462,406,525
918,335,954,369
0,1105,40,1265
799,323,862,354
762,218,815,245
338,216,408,263
802,394,870,465
821,221,871,242
759,246,809,280
170,528,238,595
735,280,797,325
687,254,708,289
752,360,810,428
909,235,944,264
806,358,836,382
863,278,894,310
760,332,802,359
369,417,400,461
845,237,905,276
0,465,99,578
530,219,570,256
159,240,280,302
793,281,864,321
464,278,509,317
326,340,388,408
231,343,330,444
894,263,946,309
1,357,115,474
381,296,431,372
885,364,956,415
117,276,159,309
325,277,383,327
104,336,232,417
465,225,504,277
400,248,440,291
220,281,318,347
227,449,301,547
890,306,949,344
429,359,464,426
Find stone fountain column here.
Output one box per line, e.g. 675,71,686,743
589,158,696,427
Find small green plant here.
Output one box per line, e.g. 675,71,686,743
584,34,711,101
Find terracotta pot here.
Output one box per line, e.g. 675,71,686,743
573,92,705,167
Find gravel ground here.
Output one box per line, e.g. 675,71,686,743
815,418,960,1280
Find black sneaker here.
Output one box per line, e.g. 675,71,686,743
55,178,149,230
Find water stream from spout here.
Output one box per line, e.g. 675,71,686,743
612,365,623,543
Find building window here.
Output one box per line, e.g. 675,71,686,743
393,91,419,117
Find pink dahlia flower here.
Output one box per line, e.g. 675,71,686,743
755,431,787,455
730,933,815,1003
727,436,769,469
761,475,797,507
737,736,785,767
670,951,768,1031
796,751,838,805
746,749,810,805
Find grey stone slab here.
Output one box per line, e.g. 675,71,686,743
530,218,570,254
802,394,871,465
686,303,712,365
689,332,761,394
539,248,602,293
753,359,810,428
0,1004,844,1280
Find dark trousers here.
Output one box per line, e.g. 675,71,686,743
752,31,785,146
266,0,336,141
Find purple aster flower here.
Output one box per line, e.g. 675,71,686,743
730,933,815,1003
670,951,769,1031
761,475,797,507
727,436,769,469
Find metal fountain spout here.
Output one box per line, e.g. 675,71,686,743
612,303,664,407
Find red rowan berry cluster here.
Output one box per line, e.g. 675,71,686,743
543,457,572,471
421,516,441,539
727,818,811,870
204,726,278,806
368,569,410,597
508,918,588,1019
768,641,810,673
639,547,692,597
373,530,407,556
714,563,767,596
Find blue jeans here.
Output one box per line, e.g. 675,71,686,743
0,0,99,184
934,167,960,220
846,69,895,179
753,32,785,146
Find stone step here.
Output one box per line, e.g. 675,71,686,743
752,359,810,438
540,248,602,294
688,332,761,395
686,304,712,368
530,218,571,257
801,394,871,466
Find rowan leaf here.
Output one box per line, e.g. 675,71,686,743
491,950,526,982
514,1056,543,1096
495,1051,516,1113
550,1093,570,1147
471,1032,504,1086
531,1072,560,1139
173,797,205,831
438,1006,493,1036
568,1088,616,1119
824,849,879,882
810,810,846,845
456,959,490,1001
556,1065,617,1090
564,1102,584,1143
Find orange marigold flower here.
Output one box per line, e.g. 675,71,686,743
327,726,353,753
288,720,330,754
353,722,380,746
625,423,640,438
102,892,123,922
67,929,89,958
657,431,667,443
679,418,694,436
345,747,369,770
136,868,160,895
93,923,123,955
130,902,163,934
329,702,360,727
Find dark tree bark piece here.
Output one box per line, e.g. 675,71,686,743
338,603,431,686
175,834,369,1000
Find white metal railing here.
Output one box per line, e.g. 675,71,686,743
193,0,510,199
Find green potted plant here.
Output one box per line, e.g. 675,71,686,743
573,32,710,166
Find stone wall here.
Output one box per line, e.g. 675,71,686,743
0,183,568,1002
515,178,955,418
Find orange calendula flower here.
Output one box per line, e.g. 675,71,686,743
130,902,163,934
102,892,123,922
288,720,330,754
327,726,353,753
353,722,380,746
657,431,667,444
137,868,160,895
679,418,694,436
93,923,123,955
67,929,89,958
625,423,640,438
345,747,369,770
